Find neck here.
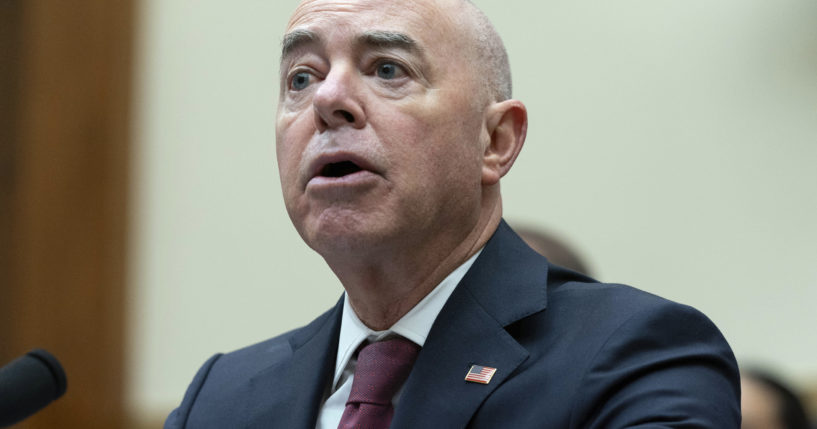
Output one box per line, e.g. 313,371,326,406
327,202,502,331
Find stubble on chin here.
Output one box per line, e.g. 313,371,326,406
298,205,387,257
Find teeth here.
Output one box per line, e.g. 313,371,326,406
321,161,362,178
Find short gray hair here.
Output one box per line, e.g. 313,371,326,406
463,1,512,101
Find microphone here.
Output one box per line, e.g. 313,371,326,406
0,349,67,427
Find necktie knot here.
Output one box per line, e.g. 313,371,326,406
338,336,420,429
347,337,420,405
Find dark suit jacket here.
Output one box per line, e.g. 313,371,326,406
165,221,740,428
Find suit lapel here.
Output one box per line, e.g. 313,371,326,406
392,291,530,429
244,297,343,429
393,221,549,428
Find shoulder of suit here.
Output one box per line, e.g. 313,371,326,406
211,299,341,373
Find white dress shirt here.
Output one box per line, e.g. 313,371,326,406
315,249,482,429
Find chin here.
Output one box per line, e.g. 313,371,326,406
301,214,391,256
309,232,386,262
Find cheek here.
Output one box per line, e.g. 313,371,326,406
388,119,484,197
276,115,311,184
394,92,482,147
424,113,485,175
274,138,295,186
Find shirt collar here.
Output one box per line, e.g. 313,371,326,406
332,249,483,388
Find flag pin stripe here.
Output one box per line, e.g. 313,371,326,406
464,364,497,384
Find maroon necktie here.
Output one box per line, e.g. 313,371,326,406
337,337,420,429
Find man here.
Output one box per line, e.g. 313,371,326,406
166,0,741,427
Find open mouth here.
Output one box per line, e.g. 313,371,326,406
319,161,363,178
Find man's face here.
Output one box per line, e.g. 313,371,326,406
276,0,489,256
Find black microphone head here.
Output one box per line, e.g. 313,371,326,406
25,349,67,399
0,349,68,427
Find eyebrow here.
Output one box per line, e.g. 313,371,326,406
280,29,423,62
359,30,421,54
281,29,320,61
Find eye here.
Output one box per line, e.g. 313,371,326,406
375,62,404,80
290,72,311,90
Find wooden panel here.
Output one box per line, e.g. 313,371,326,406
1,1,133,427
0,0,22,364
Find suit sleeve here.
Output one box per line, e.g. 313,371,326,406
164,354,223,429
571,301,741,428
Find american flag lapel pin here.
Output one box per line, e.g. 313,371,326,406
464,364,497,384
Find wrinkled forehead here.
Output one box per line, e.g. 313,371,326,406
285,0,463,50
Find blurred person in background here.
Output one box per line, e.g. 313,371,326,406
515,225,593,277
741,368,813,429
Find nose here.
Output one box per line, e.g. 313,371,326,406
313,66,366,132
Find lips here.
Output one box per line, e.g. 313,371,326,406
319,160,363,178
307,151,381,185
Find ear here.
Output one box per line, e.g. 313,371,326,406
482,99,528,186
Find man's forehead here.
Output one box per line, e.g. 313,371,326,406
283,0,457,60
286,0,455,34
